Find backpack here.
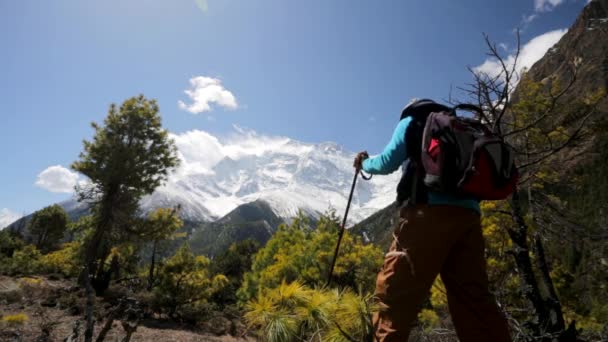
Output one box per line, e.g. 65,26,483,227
396,99,518,205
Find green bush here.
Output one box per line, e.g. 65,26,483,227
152,243,228,320
238,213,382,303
0,245,42,276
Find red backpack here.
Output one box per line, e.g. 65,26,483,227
421,103,518,200
397,100,518,204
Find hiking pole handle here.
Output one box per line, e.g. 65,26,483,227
327,168,360,286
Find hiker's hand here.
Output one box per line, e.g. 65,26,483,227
353,151,369,170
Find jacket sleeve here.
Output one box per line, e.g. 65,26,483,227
362,117,410,175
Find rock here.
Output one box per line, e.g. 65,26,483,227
0,329,23,342
47,273,62,281
40,296,58,307
0,277,23,304
67,304,82,316
202,316,233,336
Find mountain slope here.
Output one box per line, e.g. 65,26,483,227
189,200,284,256
523,0,608,113
520,0,608,226
350,202,397,251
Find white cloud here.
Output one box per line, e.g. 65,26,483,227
523,13,538,24
178,76,238,114
473,28,568,83
0,208,22,229
534,0,565,12
35,165,81,193
168,126,314,178
194,0,208,12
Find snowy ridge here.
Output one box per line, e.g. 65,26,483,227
139,128,400,223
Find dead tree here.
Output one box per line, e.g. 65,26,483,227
461,31,603,340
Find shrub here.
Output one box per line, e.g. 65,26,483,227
1,313,29,327
19,277,43,286
152,243,228,320
39,241,81,277
418,309,440,332
238,213,383,303
0,245,42,275
244,281,376,341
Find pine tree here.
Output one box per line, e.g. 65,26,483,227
27,204,69,252
71,95,179,341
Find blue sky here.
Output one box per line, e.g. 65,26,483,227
0,0,589,222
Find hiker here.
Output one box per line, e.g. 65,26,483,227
354,99,512,341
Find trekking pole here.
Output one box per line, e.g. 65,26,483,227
327,168,371,286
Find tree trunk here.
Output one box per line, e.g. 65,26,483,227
81,186,120,342
147,240,157,291
95,314,116,342
94,254,119,296
508,192,547,337
509,191,569,339
120,321,138,342
81,203,111,341
84,264,96,342
533,233,567,334
79,226,105,286
95,299,126,342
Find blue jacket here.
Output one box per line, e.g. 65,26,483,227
362,117,480,213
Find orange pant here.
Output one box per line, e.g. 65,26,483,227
373,205,510,342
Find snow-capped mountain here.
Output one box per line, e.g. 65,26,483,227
0,208,22,230
139,128,401,223
5,128,402,233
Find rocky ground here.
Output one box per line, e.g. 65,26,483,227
0,276,254,342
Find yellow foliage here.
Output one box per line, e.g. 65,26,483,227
417,309,440,332
153,243,228,315
245,281,376,341
1,313,29,326
563,307,605,334
39,241,81,277
239,213,382,302
430,278,447,309
19,277,42,286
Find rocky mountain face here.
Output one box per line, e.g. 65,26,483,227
521,0,608,227
524,0,607,114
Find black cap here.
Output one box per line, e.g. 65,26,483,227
400,99,450,120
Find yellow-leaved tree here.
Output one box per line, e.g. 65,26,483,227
152,243,228,320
